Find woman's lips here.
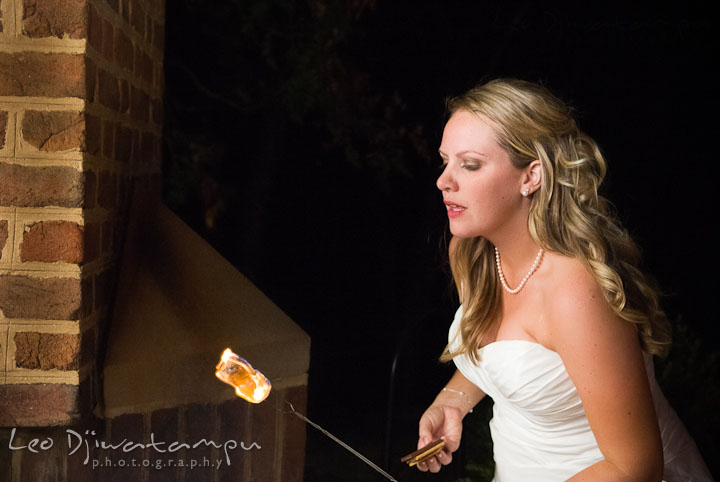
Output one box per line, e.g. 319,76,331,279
444,201,466,218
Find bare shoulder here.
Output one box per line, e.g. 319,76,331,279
538,252,635,353
545,254,606,313
536,255,662,476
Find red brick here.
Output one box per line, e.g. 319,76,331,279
0,110,8,149
130,86,149,121
121,0,129,22
135,45,152,84
155,63,164,89
131,1,145,36
103,413,144,481
22,110,85,152
149,0,165,18
14,331,80,370
151,97,163,125
97,171,117,209
145,15,153,44
153,20,164,52
18,431,63,482
101,17,114,61
0,163,84,207
129,128,139,164
101,220,113,253
281,385,307,482
0,384,80,426
150,408,179,482
87,4,102,52
150,407,178,444
85,114,100,155
85,222,101,261
185,404,215,482
0,220,8,259
250,391,279,482
115,125,132,162
104,0,119,13
20,220,84,263
81,276,94,317
67,422,99,482
218,399,248,481
121,173,133,200
80,328,95,366
118,172,132,208
0,274,81,319
86,57,97,102
140,131,158,164
0,52,85,98
119,79,130,114
85,170,97,208
116,29,133,71
97,69,119,110
22,0,87,39
0,431,11,482
110,412,144,439
102,119,115,158
94,268,114,310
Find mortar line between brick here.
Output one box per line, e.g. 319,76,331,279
0,96,86,107
0,38,85,54
3,325,9,384
9,206,17,267
12,111,17,160
12,0,20,38
0,2,12,37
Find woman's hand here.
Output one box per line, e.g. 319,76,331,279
415,403,464,472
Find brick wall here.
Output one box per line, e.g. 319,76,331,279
0,0,164,429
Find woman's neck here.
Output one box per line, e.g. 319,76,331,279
491,231,542,286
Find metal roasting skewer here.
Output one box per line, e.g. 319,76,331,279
282,402,400,482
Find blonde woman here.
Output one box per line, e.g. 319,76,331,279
416,79,712,481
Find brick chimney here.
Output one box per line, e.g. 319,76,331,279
0,0,164,432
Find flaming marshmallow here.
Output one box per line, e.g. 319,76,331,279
215,348,271,403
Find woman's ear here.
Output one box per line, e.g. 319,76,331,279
521,160,542,196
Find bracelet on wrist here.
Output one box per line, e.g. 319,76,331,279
442,387,474,413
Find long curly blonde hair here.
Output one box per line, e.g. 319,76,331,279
441,79,671,364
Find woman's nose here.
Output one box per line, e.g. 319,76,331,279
436,165,456,192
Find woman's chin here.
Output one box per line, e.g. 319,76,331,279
449,227,482,239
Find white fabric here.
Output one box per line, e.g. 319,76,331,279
448,306,714,482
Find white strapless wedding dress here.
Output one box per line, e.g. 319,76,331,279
448,306,714,481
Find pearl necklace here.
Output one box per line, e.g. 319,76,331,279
494,247,544,294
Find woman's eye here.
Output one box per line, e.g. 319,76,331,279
461,163,480,171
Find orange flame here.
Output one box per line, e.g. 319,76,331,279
215,348,272,403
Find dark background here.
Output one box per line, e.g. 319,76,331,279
162,2,718,480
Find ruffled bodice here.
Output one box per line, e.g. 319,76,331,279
448,306,713,481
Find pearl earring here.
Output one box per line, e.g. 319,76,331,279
521,189,529,197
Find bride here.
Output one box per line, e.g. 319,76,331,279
416,79,713,481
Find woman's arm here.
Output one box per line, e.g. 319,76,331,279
416,369,485,473
547,267,663,482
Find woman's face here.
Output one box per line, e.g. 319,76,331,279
437,110,526,239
